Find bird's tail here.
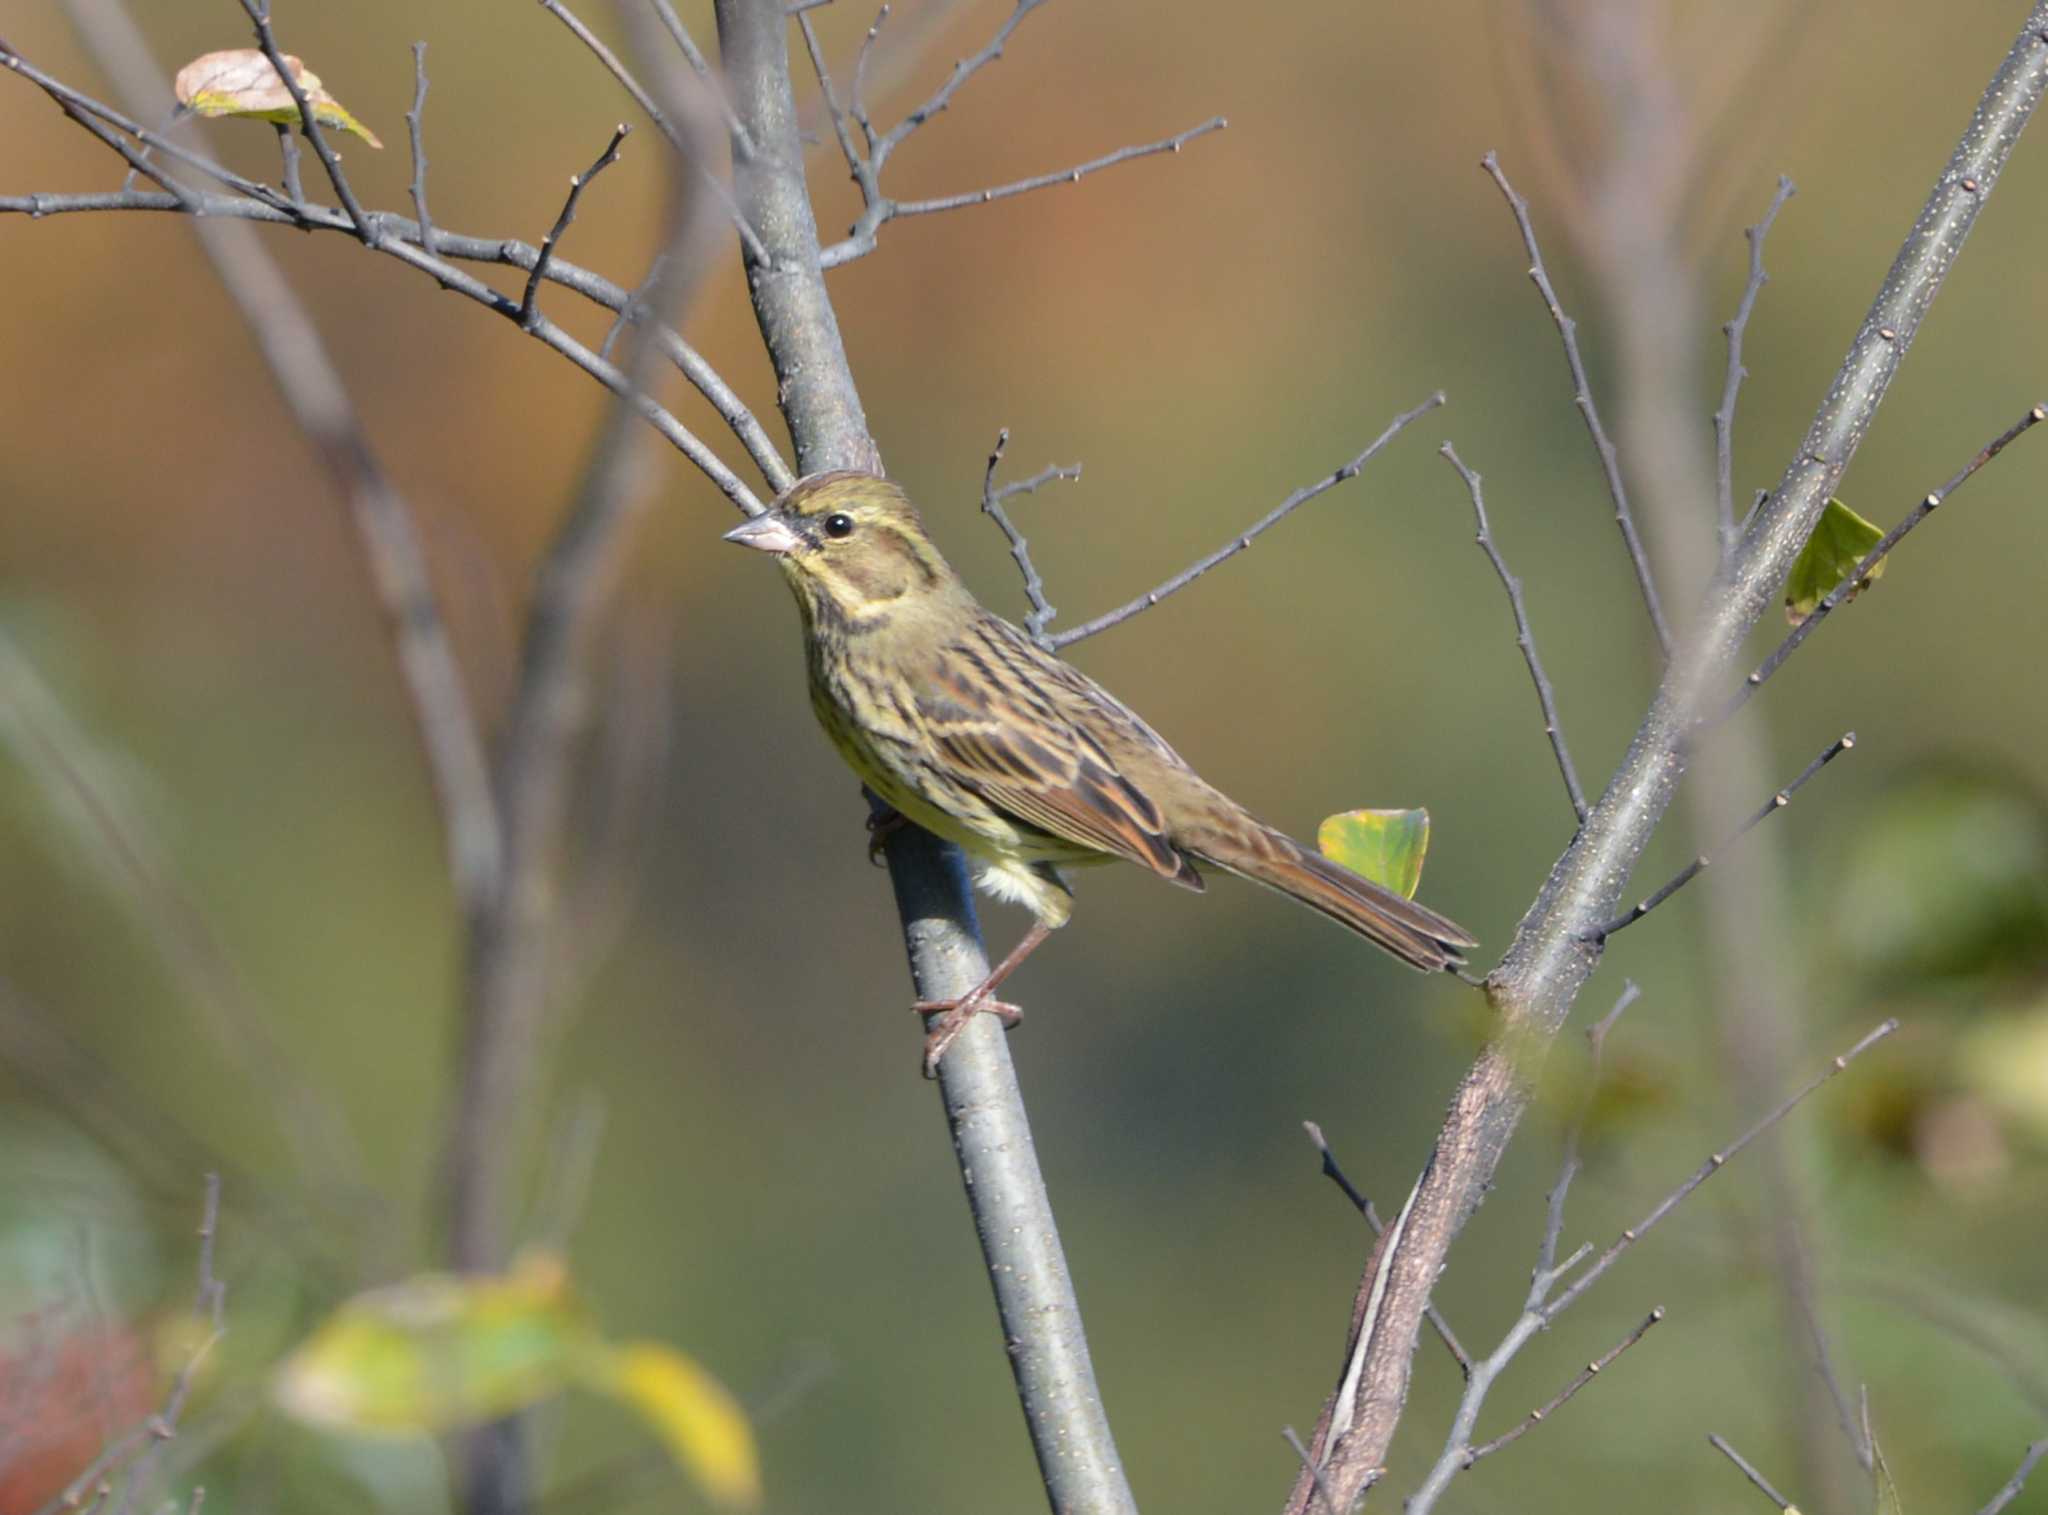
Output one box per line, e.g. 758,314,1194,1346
1188,824,1477,973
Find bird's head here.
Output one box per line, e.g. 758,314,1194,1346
724,471,961,630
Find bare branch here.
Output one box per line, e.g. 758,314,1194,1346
1302,1121,1472,1376
871,0,1050,174
978,429,1078,646
1,39,294,208
2,85,778,506
1542,1020,1897,1323
406,41,439,256
521,123,631,329
1714,177,1796,554
1441,442,1588,824
1464,1307,1665,1464
824,117,1228,266
1585,731,1855,942
1979,1437,2048,1515
536,0,766,262
1480,151,1673,657
1050,391,1444,649
1719,403,2046,722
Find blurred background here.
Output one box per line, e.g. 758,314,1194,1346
3,0,2047,1511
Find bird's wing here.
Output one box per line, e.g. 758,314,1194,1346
920,618,1201,889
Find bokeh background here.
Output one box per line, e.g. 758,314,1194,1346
4,1,2047,1511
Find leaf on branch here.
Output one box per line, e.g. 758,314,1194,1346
1785,497,1885,624
173,49,384,148
274,1250,759,1506
1317,807,1430,899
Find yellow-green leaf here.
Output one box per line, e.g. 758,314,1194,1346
173,49,384,148
1786,497,1885,625
1316,808,1430,899
591,1342,762,1508
273,1252,589,1433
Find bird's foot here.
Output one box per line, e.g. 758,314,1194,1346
866,807,909,866
913,991,1023,1078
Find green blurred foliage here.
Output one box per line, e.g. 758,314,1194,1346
2,1,2047,1513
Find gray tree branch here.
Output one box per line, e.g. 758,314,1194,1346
712,4,1134,1510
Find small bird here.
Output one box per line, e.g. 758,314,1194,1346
726,471,1476,1072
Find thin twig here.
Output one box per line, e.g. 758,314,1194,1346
536,0,766,262
1542,1020,1898,1323
870,0,1049,174
1480,151,1673,657
851,4,889,149
1584,732,1854,941
1283,1427,1340,1515
406,42,438,256
521,124,631,329
1708,1433,1798,1510
978,429,1078,646
1536,980,1639,1279
1719,403,2046,722
271,123,304,207
1978,1437,2048,1515
1050,392,1444,649
1464,1307,1665,1463
1302,1122,1471,1375
825,117,1225,267
648,0,750,152
1714,177,1796,555
40,1177,224,1515
237,0,379,244
1441,442,1588,823
796,10,871,197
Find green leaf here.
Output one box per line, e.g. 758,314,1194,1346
173,50,384,148
1316,808,1430,899
1786,497,1885,625
273,1253,590,1433
275,1252,759,1506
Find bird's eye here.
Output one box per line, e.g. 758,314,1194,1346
823,512,856,539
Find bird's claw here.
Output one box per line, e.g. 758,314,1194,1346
913,994,1023,1077
866,807,909,866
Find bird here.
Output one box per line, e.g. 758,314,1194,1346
725,471,1476,1074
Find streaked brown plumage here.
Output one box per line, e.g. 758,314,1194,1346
726,471,1476,1070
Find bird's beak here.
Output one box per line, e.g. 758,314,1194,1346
723,513,803,555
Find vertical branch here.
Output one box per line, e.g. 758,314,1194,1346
712,5,1135,1511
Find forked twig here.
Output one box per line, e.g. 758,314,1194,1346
978,429,1080,646
521,124,631,329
